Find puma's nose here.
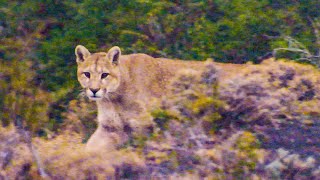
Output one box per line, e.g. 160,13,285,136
90,88,99,95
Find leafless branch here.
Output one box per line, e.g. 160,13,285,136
307,16,320,56
14,116,49,178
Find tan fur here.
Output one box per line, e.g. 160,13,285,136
75,45,246,152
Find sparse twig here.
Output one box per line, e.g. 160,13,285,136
308,16,320,56
13,116,49,178
272,35,320,67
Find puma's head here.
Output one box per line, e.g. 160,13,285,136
75,45,121,100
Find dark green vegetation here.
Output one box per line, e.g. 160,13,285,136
1,0,320,179
1,0,320,133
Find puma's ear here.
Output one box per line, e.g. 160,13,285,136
107,46,121,65
75,45,90,63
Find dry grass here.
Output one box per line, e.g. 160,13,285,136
0,126,146,179
1,58,319,179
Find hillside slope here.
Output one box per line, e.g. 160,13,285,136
1,59,319,179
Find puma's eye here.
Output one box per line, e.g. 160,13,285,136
83,72,90,78
101,73,109,79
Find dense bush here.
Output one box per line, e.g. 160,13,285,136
1,0,320,133
62,96,97,142
144,59,320,178
219,58,320,129
2,59,319,178
1,1,320,178
0,126,146,179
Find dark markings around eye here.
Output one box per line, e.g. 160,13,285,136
101,73,109,79
83,72,90,78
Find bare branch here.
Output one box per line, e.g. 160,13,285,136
307,16,320,56
14,116,49,178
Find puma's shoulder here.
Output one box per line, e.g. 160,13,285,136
74,45,249,152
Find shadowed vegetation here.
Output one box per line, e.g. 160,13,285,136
1,0,320,178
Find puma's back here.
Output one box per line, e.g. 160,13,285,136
75,45,245,152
